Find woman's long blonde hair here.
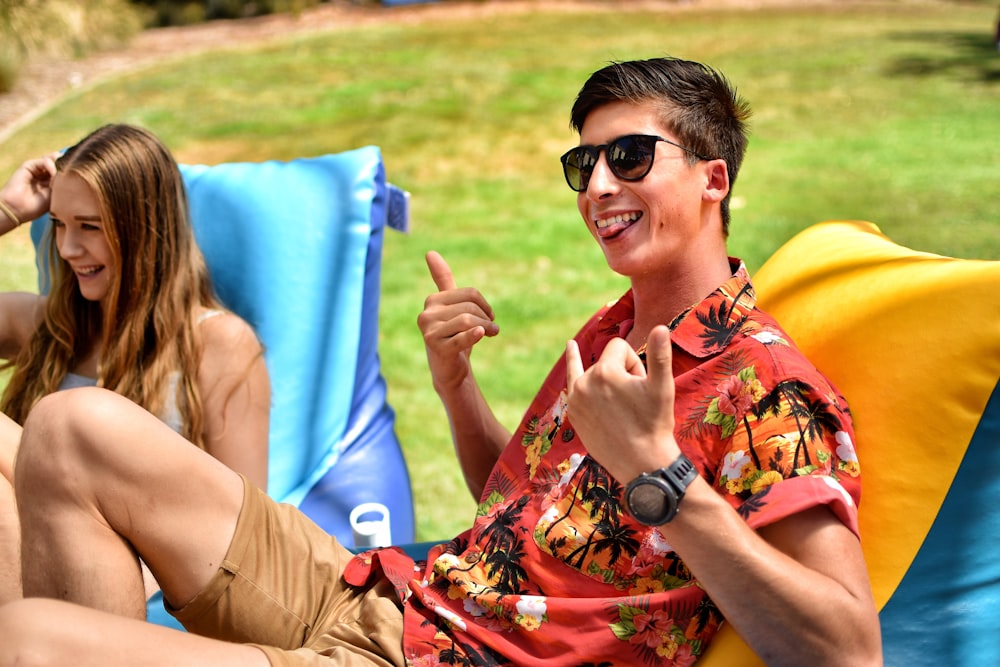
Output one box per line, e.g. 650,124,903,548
0,124,220,449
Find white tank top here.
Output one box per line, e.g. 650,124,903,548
54,309,223,434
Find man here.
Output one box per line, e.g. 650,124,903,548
0,57,881,666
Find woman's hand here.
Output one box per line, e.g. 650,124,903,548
0,153,60,230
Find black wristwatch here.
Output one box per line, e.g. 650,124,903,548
624,454,699,526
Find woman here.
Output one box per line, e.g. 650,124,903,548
0,124,270,603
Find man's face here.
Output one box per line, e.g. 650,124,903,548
575,100,717,282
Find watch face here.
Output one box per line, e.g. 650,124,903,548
626,478,679,525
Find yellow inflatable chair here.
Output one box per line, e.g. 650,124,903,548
701,221,1000,666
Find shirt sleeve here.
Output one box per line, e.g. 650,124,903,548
708,366,862,539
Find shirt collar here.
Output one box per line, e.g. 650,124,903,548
595,258,757,359
669,258,756,358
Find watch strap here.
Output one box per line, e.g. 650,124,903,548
661,453,698,495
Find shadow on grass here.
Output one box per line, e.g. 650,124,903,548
885,30,1000,83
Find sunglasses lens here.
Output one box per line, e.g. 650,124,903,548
562,147,597,192
560,136,658,192
608,136,656,181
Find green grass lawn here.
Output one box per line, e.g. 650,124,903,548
1,1,997,540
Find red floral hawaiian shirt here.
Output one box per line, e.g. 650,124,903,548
346,260,861,666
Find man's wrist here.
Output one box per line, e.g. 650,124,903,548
624,453,699,526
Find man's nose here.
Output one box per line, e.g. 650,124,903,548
586,152,621,198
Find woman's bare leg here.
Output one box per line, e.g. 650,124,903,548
0,474,19,605
0,598,269,666
0,413,22,605
15,387,245,618
6,401,184,605
0,411,21,485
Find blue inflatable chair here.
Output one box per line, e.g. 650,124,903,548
178,146,414,541
32,146,415,628
700,221,1000,666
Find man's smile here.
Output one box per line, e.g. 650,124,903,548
594,210,642,237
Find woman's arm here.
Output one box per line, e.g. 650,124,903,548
195,312,270,491
0,293,45,362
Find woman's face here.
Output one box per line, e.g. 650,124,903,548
50,171,116,307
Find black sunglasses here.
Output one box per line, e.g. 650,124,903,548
559,134,715,193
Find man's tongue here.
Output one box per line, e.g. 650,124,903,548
597,212,640,238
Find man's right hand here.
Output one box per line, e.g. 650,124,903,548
417,251,499,396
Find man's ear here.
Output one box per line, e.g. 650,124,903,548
702,159,730,204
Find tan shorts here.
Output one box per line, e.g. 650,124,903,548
169,475,406,667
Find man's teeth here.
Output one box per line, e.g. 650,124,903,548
595,212,640,229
